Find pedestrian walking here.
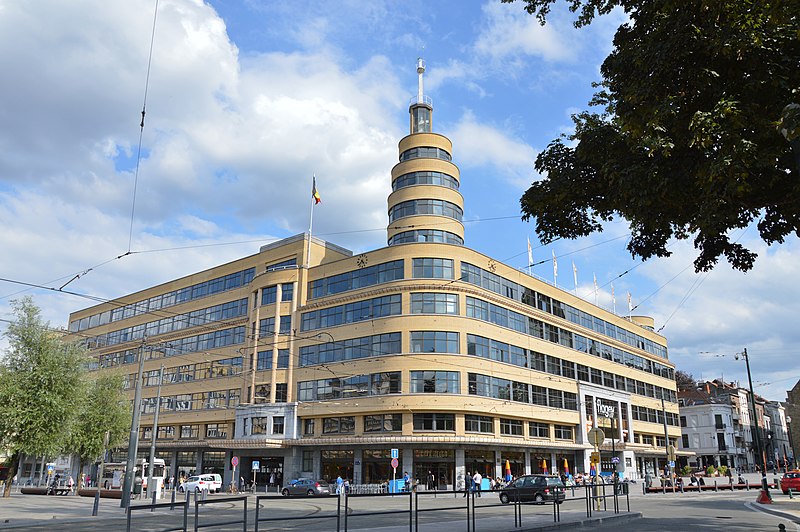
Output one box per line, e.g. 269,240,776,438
472,471,482,497
427,470,436,490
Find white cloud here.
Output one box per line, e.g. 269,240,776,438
447,110,540,189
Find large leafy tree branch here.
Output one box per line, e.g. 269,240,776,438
0,298,129,497
506,0,800,271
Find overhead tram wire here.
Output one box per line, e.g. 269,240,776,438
125,0,161,256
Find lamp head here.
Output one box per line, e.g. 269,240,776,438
734,353,740,360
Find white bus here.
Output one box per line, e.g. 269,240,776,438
100,458,167,494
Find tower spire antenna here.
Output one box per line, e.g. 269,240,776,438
417,57,425,103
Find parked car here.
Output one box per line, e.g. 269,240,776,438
780,471,800,494
499,475,565,504
179,474,219,493
281,479,331,497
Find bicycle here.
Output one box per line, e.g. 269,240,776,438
226,482,239,494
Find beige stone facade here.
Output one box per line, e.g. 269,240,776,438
68,60,678,489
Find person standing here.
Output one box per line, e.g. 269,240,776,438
464,472,471,497
427,471,435,490
472,471,482,497
336,475,344,495
403,471,410,492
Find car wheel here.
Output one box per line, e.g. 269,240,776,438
499,492,510,504
534,493,544,504
307,489,315,496
282,489,290,497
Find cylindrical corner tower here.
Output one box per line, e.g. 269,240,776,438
387,58,464,247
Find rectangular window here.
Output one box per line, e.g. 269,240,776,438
180,425,199,439
206,423,227,439
554,425,574,440
682,434,690,448
529,422,549,438
322,416,355,434
410,371,460,394
302,450,313,472
410,331,459,353
410,293,459,314
412,258,454,279
364,414,403,432
273,416,285,435
303,418,315,436
251,417,268,435
465,415,494,433
500,418,523,436
412,413,455,431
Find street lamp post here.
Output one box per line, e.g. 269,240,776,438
736,348,770,500
121,341,147,509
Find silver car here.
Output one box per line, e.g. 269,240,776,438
281,479,331,497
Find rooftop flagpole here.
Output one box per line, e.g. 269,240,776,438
306,175,321,268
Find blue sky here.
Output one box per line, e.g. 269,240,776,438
0,0,798,402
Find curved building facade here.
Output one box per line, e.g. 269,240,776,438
68,60,678,489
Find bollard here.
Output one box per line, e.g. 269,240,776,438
92,489,100,516
789,489,794,499
715,481,718,492
170,485,176,510
151,487,157,512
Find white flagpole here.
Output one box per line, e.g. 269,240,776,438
611,283,616,314
627,291,633,319
306,174,316,268
552,249,558,287
572,261,578,294
527,237,533,276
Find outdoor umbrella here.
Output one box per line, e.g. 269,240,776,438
542,459,547,474
505,460,512,482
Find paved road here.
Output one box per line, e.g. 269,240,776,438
1,473,798,531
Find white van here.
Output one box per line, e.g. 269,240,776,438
205,474,223,493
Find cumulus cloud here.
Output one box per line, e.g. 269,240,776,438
447,110,539,189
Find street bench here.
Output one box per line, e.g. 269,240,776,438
645,482,776,494
20,487,73,496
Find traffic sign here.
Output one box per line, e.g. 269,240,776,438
588,427,605,447
590,452,600,464
668,461,675,468
391,458,399,469
391,449,399,459
611,457,620,464
667,445,677,461
231,456,239,467
252,460,260,470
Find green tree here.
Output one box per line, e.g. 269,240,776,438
506,0,800,272
63,373,130,491
0,297,85,497
675,370,695,391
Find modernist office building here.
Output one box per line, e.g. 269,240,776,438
68,60,679,489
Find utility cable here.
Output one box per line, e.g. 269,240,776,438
126,0,160,254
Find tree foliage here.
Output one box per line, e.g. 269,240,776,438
506,0,800,271
0,298,85,495
675,369,696,391
64,373,130,488
0,297,129,497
